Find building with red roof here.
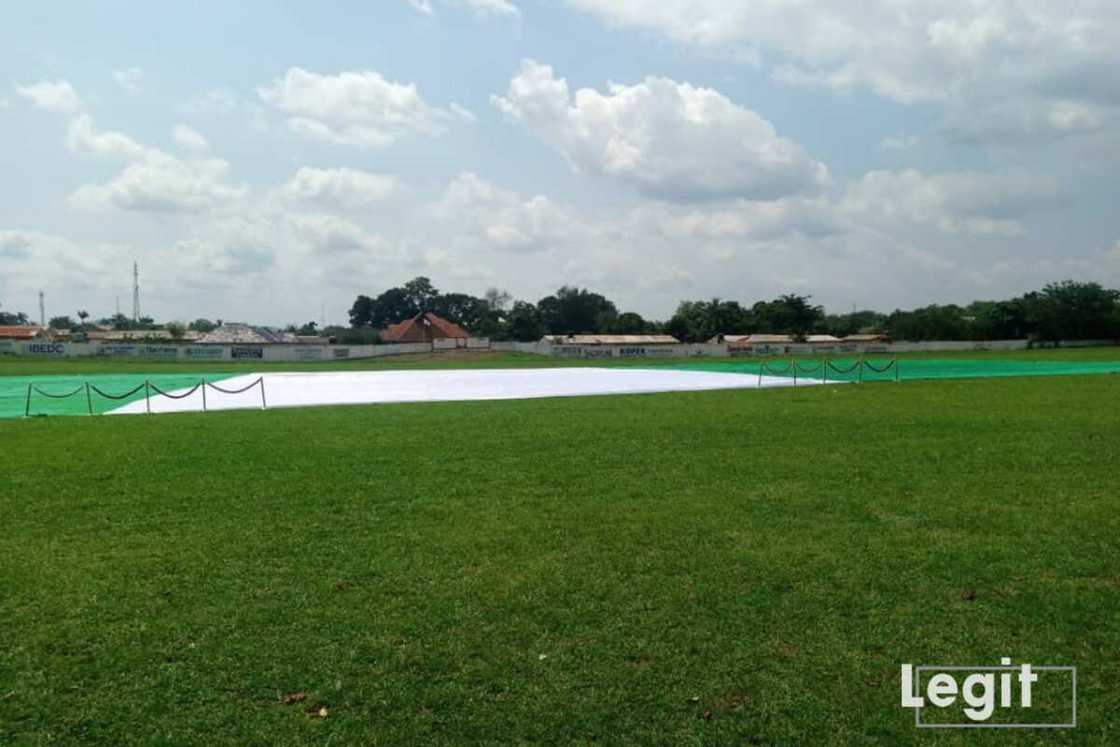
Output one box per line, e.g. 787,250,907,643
0,325,47,340
380,312,470,344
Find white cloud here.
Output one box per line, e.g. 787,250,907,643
172,125,209,152
567,1,1120,141
258,67,443,147
291,214,397,258
458,0,519,17
67,113,147,159
15,80,83,114
67,115,247,213
407,0,519,17
436,172,582,253
1048,101,1103,132
840,169,1061,237
492,59,828,201
114,67,143,93
279,167,400,210
0,230,128,299
879,135,921,151
449,102,477,122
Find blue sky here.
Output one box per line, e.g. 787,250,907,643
3,1,1119,325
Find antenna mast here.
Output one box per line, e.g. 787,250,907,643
132,262,141,322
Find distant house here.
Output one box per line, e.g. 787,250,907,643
0,325,47,340
87,328,203,343
195,322,313,345
381,312,469,343
843,333,891,343
736,334,794,345
545,334,680,345
722,334,794,353
805,334,843,344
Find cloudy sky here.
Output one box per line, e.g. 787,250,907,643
4,1,1120,325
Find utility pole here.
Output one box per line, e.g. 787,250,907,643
39,291,45,327
132,262,141,322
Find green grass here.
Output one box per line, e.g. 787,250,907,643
3,343,1120,379
2,367,1118,744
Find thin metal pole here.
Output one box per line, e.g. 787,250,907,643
823,357,828,384
201,379,207,412
793,359,798,387
145,380,151,414
259,377,267,409
858,357,864,384
895,358,900,382
85,382,93,415
25,383,32,417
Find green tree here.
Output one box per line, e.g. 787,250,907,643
506,301,543,341
607,311,649,334
189,318,217,333
348,295,376,327
402,276,440,313
0,303,30,326
753,295,824,339
49,315,76,330
1029,281,1120,341
537,286,618,334
484,287,512,312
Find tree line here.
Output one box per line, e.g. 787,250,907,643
340,278,1120,343
4,278,1117,343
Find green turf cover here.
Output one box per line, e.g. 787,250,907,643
0,373,239,419
668,357,1120,382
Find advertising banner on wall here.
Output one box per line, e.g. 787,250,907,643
97,344,138,356
231,346,264,359
26,343,67,355
290,346,323,360
183,346,225,360
138,345,180,359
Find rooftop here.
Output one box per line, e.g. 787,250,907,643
381,312,470,342
0,325,46,340
548,334,680,345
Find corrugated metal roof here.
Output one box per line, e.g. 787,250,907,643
381,312,470,342
548,334,680,345
196,323,299,344
805,334,843,343
728,334,794,345
0,325,46,339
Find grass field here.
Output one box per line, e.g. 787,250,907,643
2,350,1119,744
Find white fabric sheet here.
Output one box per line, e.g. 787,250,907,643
108,367,832,415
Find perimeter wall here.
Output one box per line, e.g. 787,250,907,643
0,337,1114,361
